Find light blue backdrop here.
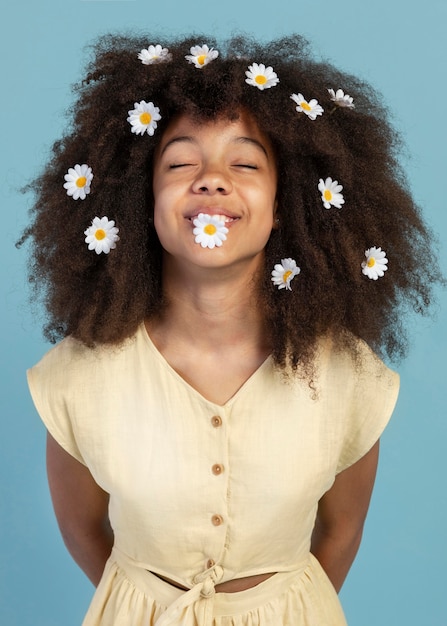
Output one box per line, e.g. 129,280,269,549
1,1,446,624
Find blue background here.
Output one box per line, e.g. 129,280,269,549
1,0,446,624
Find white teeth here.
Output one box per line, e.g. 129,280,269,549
188,213,235,223
214,214,234,223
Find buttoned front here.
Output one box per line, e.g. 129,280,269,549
28,323,399,626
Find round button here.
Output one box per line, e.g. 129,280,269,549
212,464,224,475
211,514,224,526
211,415,222,428
206,559,215,569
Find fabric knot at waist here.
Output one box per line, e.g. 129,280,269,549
155,565,224,626
111,546,225,626
110,547,313,626
194,565,224,599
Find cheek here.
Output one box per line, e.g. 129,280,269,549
153,215,171,251
152,185,171,225
152,192,189,254
251,210,277,249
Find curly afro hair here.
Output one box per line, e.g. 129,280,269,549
20,32,443,372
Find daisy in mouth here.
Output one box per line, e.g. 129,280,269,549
192,213,229,249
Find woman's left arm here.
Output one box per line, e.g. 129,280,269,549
310,439,380,592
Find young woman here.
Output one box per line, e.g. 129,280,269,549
23,34,442,625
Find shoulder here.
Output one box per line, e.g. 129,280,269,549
28,324,145,390
311,333,400,426
316,333,399,390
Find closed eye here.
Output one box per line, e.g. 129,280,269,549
234,164,258,170
169,163,195,169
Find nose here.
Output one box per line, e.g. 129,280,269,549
192,164,232,195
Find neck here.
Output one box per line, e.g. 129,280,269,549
149,255,269,353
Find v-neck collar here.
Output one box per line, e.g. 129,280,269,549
139,323,273,408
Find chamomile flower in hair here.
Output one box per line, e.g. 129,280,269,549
271,258,301,291
185,45,219,68
138,44,172,64
290,93,324,120
328,88,355,108
361,247,388,280
318,177,345,209
127,101,161,136
245,63,279,90
63,164,93,200
84,217,120,255
193,214,228,249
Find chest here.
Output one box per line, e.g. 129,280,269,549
155,346,272,406
70,354,347,569
75,362,339,513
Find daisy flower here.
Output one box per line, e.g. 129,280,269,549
245,63,279,90
84,216,120,255
127,100,161,136
271,258,301,291
185,45,219,68
138,44,172,65
361,246,388,280
290,93,324,120
192,213,229,249
328,88,355,109
63,164,93,200
318,177,345,209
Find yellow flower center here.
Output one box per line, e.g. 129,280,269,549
255,74,267,85
301,101,311,111
197,55,207,65
204,224,217,235
283,270,292,282
367,257,376,268
139,112,152,125
76,176,87,188
323,189,333,201
95,229,106,241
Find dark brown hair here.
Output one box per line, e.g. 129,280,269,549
20,32,443,371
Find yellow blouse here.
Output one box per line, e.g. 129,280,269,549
28,324,399,625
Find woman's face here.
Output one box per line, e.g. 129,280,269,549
152,110,278,275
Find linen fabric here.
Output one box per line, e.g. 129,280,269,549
27,324,399,625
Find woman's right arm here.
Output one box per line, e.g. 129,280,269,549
46,432,114,586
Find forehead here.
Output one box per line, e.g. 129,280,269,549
157,110,274,155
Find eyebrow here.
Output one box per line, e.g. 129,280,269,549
159,136,196,156
233,136,269,158
159,135,270,158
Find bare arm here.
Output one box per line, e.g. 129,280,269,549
311,440,380,592
46,432,114,586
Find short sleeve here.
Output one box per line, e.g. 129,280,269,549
27,340,86,465
335,341,400,474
